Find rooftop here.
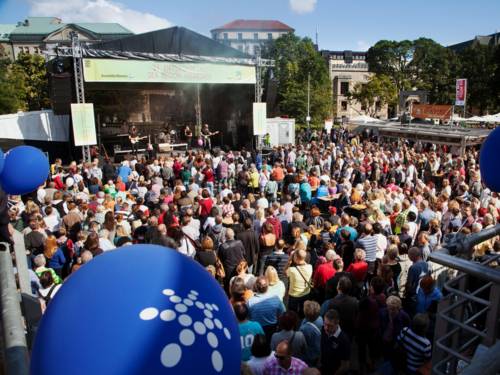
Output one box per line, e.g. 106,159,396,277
3,17,132,36
0,24,16,42
211,19,294,32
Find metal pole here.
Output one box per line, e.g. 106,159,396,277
12,231,32,296
0,246,29,374
307,73,311,129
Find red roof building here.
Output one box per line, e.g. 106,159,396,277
210,19,294,56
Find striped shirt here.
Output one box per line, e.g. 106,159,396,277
397,327,432,373
248,293,286,327
356,235,378,262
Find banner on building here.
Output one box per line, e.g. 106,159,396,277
455,78,467,106
83,58,256,85
411,104,452,120
71,103,97,146
253,103,267,135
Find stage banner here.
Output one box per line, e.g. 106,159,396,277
455,78,467,106
71,103,97,146
411,104,452,120
83,58,256,84
253,103,267,135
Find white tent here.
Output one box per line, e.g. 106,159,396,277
466,116,484,122
480,114,500,123
349,115,384,124
450,114,466,122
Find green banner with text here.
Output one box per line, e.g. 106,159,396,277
83,58,256,84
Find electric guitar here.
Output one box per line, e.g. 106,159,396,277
201,131,220,140
129,135,147,144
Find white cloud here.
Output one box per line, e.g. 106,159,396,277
289,0,317,14
28,0,173,34
356,40,371,51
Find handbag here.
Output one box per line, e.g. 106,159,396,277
214,256,226,279
294,265,321,302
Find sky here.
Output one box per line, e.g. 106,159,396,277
0,0,499,51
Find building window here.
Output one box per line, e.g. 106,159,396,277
340,82,349,95
224,33,228,40
238,33,242,41
341,101,348,111
268,33,273,40
254,33,258,40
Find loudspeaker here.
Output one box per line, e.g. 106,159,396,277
49,72,72,115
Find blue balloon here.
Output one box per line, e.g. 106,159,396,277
0,148,4,175
0,146,49,195
480,127,500,192
31,245,241,375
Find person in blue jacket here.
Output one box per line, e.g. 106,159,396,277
416,275,442,314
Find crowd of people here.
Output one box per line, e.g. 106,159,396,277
6,126,499,374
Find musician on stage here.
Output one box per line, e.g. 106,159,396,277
201,123,218,150
184,125,193,146
128,125,139,156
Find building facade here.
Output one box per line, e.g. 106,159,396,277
0,17,133,60
321,50,388,121
448,31,500,52
211,19,294,56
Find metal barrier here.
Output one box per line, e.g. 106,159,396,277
429,226,500,375
0,244,29,375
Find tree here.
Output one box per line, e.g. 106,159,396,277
13,53,51,111
265,33,332,125
349,74,397,116
458,43,498,114
366,40,414,94
411,38,458,104
0,58,27,114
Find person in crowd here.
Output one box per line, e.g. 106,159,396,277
247,277,286,342
270,311,307,360
416,275,442,314
299,300,323,366
218,228,246,291
265,266,286,301
43,235,66,277
286,249,313,318
263,340,308,375
319,309,351,374
234,302,265,362
38,270,62,312
397,313,432,374
246,334,274,375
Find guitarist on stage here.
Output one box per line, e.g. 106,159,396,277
201,123,219,150
128,125,140,156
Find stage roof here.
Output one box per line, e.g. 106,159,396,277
89,26,250,59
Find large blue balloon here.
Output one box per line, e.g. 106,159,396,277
0,148,4,176
0,146,49,195
31,245,241,375
480,127,500,192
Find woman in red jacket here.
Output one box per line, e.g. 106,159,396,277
346,248,368,283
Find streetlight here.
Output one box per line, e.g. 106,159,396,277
306,72,311,129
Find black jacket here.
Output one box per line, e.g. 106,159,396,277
237,229,260,268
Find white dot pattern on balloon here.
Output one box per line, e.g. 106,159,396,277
214,319,222,329
207,332,218,348
139,307,158,320
212,350,223,372
194,321,207,335
178,314,192,327
204,318,214,330
170,295,182,303
179,329,195,346
161,343,182,367
160,309,176,322
175,304,188,313
140,289,232,372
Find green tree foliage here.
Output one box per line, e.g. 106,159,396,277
349,74,397,116
366,40,414,93
13,53,51,111
0,58,27,114
265,33,332,124
457,44,498,114
411,38,458,104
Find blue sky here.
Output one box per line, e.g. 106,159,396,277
0,0,499,50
